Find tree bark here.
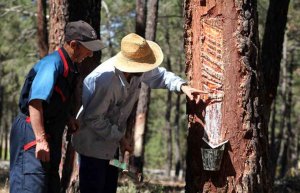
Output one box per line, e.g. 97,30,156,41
37,0,48,58
269,97,277,180
184,0,271,192
261,0,290,124
130,0,147,171
174,90,181,178
0,85,3,159
133,0,159,173
61,1,102,192
279,36,294,178
164,17,173,177
136,0,147,37
48,0,68,52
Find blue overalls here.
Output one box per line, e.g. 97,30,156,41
10,48,78,193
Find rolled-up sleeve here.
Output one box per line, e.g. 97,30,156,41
142,67,186,92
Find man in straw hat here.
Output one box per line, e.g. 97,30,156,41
9,20,105,193
72,33,207,193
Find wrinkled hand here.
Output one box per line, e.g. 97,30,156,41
67,116,79,134
36,137,50,162
181,84,208,104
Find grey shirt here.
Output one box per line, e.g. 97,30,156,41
72,58,186,160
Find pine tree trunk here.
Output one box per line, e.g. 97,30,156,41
277,33,288,178
261,0,290,124
269,98,277,180
174,92,181,178
61,1,102,192
184,0,271,192
37,0,48,58
136,0,147,37
165,90,172,177
48,0,68,52
164,17,173,177
133,0,159,173
279,35,294,178
0,85,3,159
131,0,147,171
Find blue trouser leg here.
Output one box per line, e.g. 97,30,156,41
79,154,119,193
10,114,47,193
10,114,64,193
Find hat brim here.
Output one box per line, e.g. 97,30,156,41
111,40,164,73
78,39,105,51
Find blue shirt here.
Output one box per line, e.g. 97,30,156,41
29,51,64,103
72,57,186,160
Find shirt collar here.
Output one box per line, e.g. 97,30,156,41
60,47,79,74
115,68,129,87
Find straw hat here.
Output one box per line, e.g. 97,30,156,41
112,33,164,73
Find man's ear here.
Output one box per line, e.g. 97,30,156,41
69,40,78,49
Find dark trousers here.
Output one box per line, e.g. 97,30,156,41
10,114,64,193
79,154,119,193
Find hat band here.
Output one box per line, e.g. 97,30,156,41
122,51,156,64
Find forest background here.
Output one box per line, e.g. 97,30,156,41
0,0,299,192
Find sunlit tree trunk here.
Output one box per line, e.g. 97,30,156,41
184,0,270,192
48,0,68,52
37,0,48,58
133,0,159,173
131,0,147,171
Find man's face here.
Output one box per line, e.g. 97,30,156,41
72,42,93,63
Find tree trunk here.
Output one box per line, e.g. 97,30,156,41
0,85,3,159
102,1,115,57
48,0,102,191
174,90,181,178
136,0,147,37
129,0,147,171
37,0,48,58
61,1,102,192
48,0,70,191
48,0,68,52
62,0,101,192
133,0,159,173
184,0,270,192
274,33,288,179
165,91,172,177
269,97,277,180
279,36,294,178
261,0,290,124
164,17,173,177
288,51,297,170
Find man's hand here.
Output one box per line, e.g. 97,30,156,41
28,99,50,162
120,138,133,154
36,136,50,162
67,116,79,134
181,84,208,104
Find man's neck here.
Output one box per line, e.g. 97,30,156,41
63,43,75,63
123,72,132,82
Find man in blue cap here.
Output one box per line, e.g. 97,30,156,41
9,20,104,193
